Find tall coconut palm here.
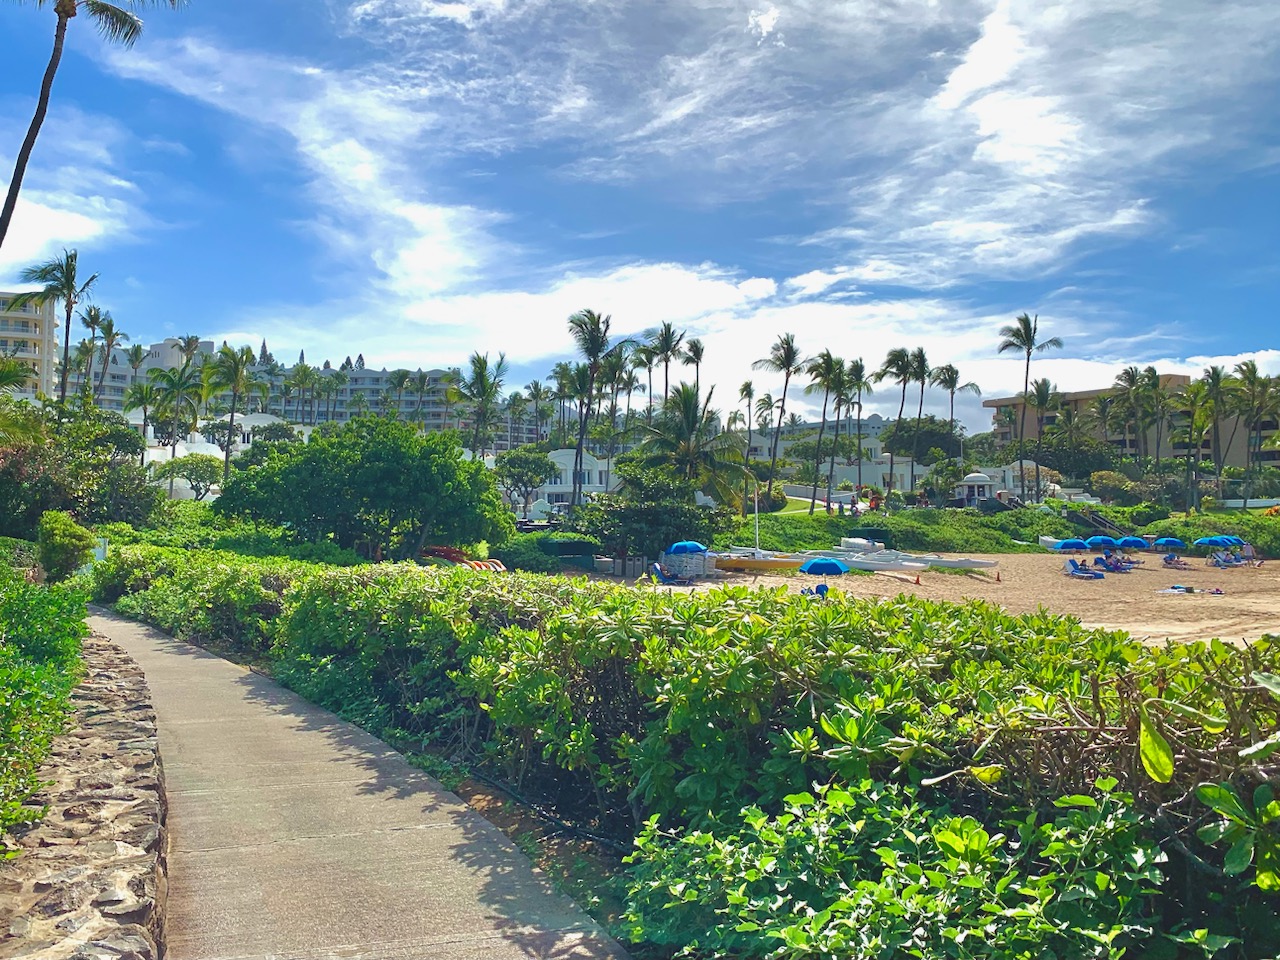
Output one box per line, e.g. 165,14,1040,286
176,334,202,365
348,391,370,417
907,347,930,491
71,339,95,401
928,364,980,454
1112,366,1144,461
1200,365,1235,496
1174,381,1211,512
641,383,744,501
327,369,350,422
650,322,684,402
148,362,200,496
125,343,147,386
567,309,613,506
997,312,1062,502
524,380,550,440
874,348,913,496
752,333,803,485
456,352,507,458
123,381,161,466
505,391,528,450
846,358,873,494
682,337,705,395
1087,394,1115,450
204,345,266,480
94,313,128,401
1,1,183,252
823,361,850,506
633,346,657,424
386,369,412,420
738,380,755,516
1025,378,1059,501
79,303,104,394
804,349,841,514
6,249,98,403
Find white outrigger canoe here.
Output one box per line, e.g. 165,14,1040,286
809,544,999,571
799,549,929,573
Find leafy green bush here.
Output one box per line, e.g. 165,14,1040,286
1142,514,1280,557
0,536,37,569
94,549,1280,955
37,511,95,582
490,534,563,573
0,566,86,845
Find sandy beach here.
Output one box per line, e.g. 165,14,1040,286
650,554,1279,645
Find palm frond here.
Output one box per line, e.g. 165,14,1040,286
82,1,144,46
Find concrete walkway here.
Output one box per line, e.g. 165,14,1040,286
90,612,626,960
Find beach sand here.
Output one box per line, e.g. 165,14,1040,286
643,554,1279,645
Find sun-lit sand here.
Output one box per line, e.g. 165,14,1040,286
638,553,1279,645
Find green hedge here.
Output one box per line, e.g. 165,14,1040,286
91,546,1280,956
0,565,86,845
1141,514,1280,557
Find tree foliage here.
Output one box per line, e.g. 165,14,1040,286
152,453,223,501
215,417,512,558
493,446,557,518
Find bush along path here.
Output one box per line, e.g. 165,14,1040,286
85,609,625,960
89,546,1280,958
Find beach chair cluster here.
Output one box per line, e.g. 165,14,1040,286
1208,548,1260,569
1063,559,1104,579
1162,553,1192,570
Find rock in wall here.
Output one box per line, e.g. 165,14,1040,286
0,634,167,960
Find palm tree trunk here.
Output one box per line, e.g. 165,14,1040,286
663,360,670,402
224,389,238,481
949,389,956,453
742,410,753,518
888,383,907,495
855,398,865,494
139,409,148,468
1018,354,1030,502
910,381,925,491
1034,416,1043,501
0,10,70,253
59,299,74,405
767,373,791,486
825,399,842,506
808,389,829,515
170,400,181,498
646,367,654,424
95,347,111,401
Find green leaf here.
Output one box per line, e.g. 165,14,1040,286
1224,835,1255,876
1240,730,1280,762
1054,794,1098,808
1158,700,1229,733
1252,671,1280,699
966,764,1004,785
1196,784,1251,824
1139,706,1174,783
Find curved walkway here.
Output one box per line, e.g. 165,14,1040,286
90,611,626,960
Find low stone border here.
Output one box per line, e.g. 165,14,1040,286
0,634,167,960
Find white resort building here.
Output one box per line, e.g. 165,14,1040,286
0,292,59,400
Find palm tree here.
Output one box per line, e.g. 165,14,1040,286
125,343,147,386
997,312,1063,502
822,362,849,505
1025,378,1059,501
738,380,755,516
650,322,684,402
524,380,550,440
1174,381,1211,512
94,313,128,401
907,347,929,491
123,381,161,466
456,352,508,458
929,364,980,454
1,1,183,251
176,334,202,365
752,333,803,485
804,349,841,514
1112,366,1143,461
754,392,777,440
0,359,38,442
79,303,103,394
348,391,370,418
633,346,656,424
846,358,872,495
505,391,528,450
1200,365,1235,496
204,345,265,480
327,369,350,422
71,339,95,400
640,384,744,501
682,337,705,395
6,249,98,403
405,370,429,428
1086,394,1115,450
874,348,913,496
148,362,200,496
567,309,613,506
386,369,411,419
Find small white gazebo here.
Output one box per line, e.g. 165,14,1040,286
955,472,994,507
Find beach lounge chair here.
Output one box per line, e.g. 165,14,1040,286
650,562,693,586
1163,554,1191,570
1065,560,1104,580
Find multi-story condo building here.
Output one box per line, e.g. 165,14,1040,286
66,338,216,414
982,374,1278,468
0,292,58,400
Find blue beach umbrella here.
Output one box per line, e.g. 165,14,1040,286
667,540,708,554
1193,536,1226,547
799,557,850,576
1054,539,1089,551
1154,537,1186,550
1222,536,1245,546
1085,536,1119,549
1119,537,1148,550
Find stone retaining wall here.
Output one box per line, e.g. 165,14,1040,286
0,634,167,960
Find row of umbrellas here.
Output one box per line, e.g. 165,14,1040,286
1053,535,1245,552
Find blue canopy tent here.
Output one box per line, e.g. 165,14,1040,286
1085,536,1119,550
1054,539,1090,551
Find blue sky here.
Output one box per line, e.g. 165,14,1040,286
2,0,1279,431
